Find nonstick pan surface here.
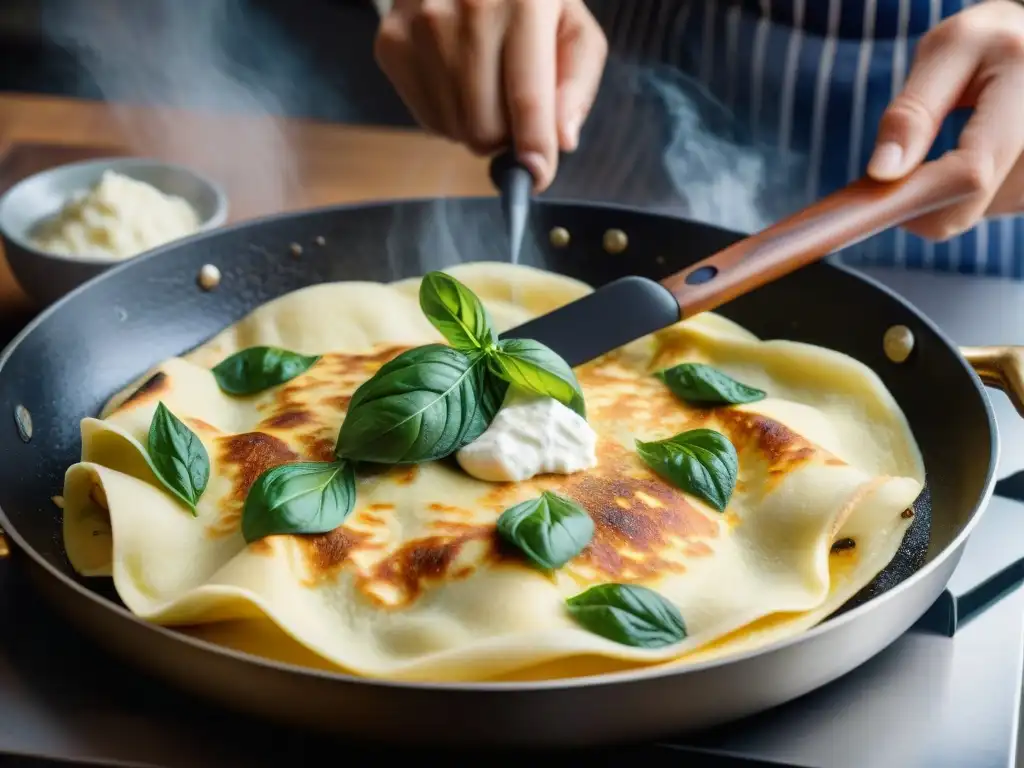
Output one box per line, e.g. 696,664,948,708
0,198,1002,746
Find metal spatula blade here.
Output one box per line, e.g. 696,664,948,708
500,159,982,367
486,152,682,365
499,276,680,367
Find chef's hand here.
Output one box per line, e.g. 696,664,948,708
374,0,608,192
868,0,1024,240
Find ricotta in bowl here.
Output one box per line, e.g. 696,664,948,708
31,170,201,261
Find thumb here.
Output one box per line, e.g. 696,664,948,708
868,31,975,181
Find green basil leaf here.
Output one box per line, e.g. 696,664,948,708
335,345,500,464
241,460,356,543
656,363,766,405
566,583,687,648
497,491,595,570
488,338,586,417
147,402,210,515
212,346,320,396
635,428,738,512
478,368,510,424
419,271,497,351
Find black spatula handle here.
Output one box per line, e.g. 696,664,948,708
489,151,533,263
488,151,533,193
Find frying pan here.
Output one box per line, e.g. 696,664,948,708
0,193,1021,748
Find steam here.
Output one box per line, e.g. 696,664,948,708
41,0,308,217
41,1,804,278
557,60,807,235
381,59,805,282
383,198,507,280
649,70,783,234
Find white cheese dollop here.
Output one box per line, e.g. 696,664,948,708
456,388,598,483
31,170,201,261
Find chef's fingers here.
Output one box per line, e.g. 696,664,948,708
409,0,465,142
867,20,979,181
555,0,608,152
987,153,1024,218
375,12,446,134
503,0,562,190
903,64,1024,239
457,0,512,154
978,33,1024,218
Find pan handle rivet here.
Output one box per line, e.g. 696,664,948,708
603,229,628,254
197,264,222,291
883,325,915,364
13,405,32,443
549,227,570,248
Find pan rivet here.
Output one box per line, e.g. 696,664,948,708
883,325,915,364
549,227,570,248
13,405,32,443
314,236,326,247
655,255,666,265
603,229,628,254
289,243,303,258
197,264,222,291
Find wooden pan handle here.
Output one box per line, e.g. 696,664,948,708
661,160,981,317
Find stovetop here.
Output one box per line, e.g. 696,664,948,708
0,494,1021,768
3,266,1024,768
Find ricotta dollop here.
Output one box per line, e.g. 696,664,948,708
456,388,598,482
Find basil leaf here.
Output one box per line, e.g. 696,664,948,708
488,338,586,417
497,491,595,570
335,345,500,464
657,363,765,405
419,271,497,351
147,402,210,515
478,368,510,425
241,460,356,543
566,583,687,648
212,346,320,396
635,428,738,512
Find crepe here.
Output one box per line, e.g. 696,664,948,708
61,262,924,682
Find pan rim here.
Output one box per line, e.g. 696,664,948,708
0,196,1000,693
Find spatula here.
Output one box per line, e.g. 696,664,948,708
498,159,981,367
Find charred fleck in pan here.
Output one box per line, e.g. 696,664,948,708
0,197,1021,747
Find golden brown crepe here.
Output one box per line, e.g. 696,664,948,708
61,262,924,682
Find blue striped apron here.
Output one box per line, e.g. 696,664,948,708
570,0,1024,278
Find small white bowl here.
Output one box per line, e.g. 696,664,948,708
0,157,229,307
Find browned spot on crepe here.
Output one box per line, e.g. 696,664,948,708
205,432,300,538
260,409,312,430
477,441,720,582
188,418,221,434
298,527,372,582
116,372,168,410
356,529,497,607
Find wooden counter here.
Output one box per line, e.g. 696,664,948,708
0,93,492,322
